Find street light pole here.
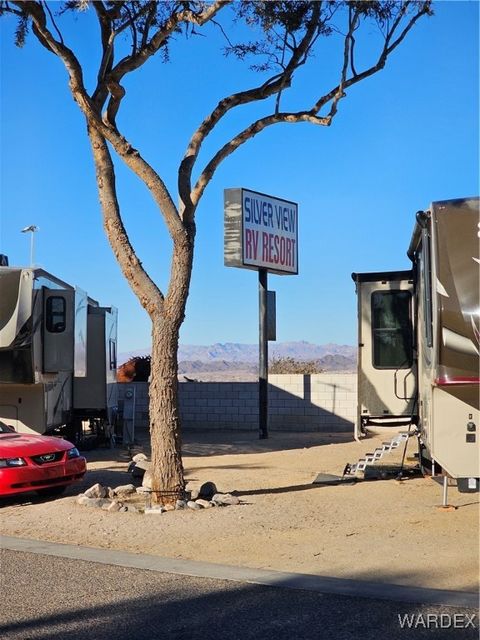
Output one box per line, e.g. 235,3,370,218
21,225,39,267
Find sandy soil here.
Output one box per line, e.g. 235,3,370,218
1,429,478,593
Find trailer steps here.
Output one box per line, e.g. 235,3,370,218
343,430,415,476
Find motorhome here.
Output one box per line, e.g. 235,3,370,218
0,260,117,443
352,197,479,495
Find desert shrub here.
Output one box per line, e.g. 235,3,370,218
269,357,324,374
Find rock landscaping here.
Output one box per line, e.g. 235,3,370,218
76,472,242,514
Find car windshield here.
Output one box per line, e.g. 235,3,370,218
0,420,16,433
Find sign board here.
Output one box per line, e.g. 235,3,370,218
224,188,298,275
267,290,276,341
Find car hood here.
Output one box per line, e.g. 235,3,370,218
0,433,74,457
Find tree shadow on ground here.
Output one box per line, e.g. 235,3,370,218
1,548,478,640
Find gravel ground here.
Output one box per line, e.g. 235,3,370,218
1,429,478,594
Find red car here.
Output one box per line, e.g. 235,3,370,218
0,420,86,498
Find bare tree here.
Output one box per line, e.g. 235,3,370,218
1,0,432,504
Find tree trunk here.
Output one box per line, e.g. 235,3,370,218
88,123,195,505
149,314,185,505
149,224,195,505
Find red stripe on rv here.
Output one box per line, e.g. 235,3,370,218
435,376,480,386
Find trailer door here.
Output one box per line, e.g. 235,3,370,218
354,272,417,432
43,288,74,372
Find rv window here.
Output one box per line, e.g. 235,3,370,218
109,339,117,370
46,296,66,333
371,291,413,369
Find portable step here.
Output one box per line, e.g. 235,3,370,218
344,429,415,476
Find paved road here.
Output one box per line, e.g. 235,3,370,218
1,548,478,640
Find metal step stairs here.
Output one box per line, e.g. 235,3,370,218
343,430,415,476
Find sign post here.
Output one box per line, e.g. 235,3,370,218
224,188,298,439
259,268,268,439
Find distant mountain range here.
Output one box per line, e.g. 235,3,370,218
119,341,356,373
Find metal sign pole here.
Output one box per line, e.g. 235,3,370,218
259,268,268,439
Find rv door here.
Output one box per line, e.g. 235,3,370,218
353,271,417,436
43,289,74,372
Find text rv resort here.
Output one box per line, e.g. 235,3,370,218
243,194,297,270
224,188,299,276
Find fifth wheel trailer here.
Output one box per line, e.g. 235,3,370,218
352,197,479,493
0,262,117,443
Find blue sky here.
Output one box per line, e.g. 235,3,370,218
1,1,478,354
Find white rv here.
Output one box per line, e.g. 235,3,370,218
0,262,117,443
352,197,479,494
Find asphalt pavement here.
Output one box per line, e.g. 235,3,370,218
1,545,478,639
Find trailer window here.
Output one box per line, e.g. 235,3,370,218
372,291,412,369
46,296,66,333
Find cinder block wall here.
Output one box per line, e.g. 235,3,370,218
268,374,356,431
118,373,357,432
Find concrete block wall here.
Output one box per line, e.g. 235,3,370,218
268,374,356,431
118,373,357,432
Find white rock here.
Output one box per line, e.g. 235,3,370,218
126,505,138,513
106,501,122,512
132,453,148,463
175,499,187,510
77,496,110,508
187,500,202,510
145,506,164,515
212,493,240,506
136,486,150,494
84,483,107,499
113,484,136,496
142,470,153,489
134,459,151,472
195,499,212,509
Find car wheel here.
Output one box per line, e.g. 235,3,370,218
36,486,66,498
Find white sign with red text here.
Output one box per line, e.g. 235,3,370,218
224,188,298,276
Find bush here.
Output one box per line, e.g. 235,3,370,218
269,356,324,374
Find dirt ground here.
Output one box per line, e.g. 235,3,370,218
1,429,478,593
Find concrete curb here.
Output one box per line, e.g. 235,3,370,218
2,535,478,609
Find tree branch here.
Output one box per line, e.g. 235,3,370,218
88,125,164,316
14,1,183,240
42,0,63,45
140,1,157,50
189,1,432,208
110,0,230,84
191,110,331,207
91,1,114,109
311,1,432,118
100,2,230,138
178,2,322,218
